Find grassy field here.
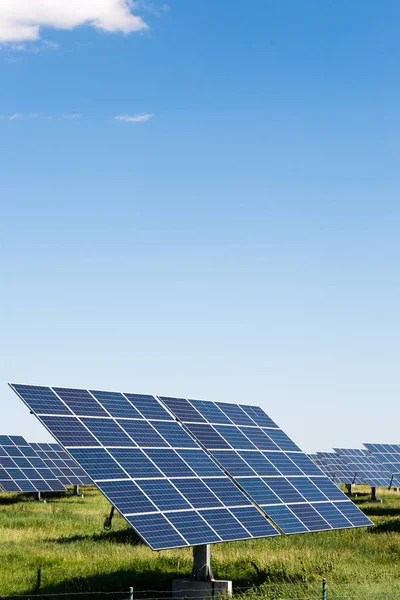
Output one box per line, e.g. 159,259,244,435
1,486,400,599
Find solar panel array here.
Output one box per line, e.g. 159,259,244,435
0,436,65,493
9,384,373,548
159,396,372,534
364,444,400,487
334,448,391,487
30,442,92,486
11,384,279,550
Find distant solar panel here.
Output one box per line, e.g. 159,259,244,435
308,452,357,484
159,397,372,534
30,443,92,486
334,448,391,487
363,444,400,487
0,436,65,492
10,385,279,550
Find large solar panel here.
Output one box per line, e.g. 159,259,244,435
10,385,279,550
334,448,391,487
159,397,372,534
364,444,400,487
0,436,65,492
308,452,357,484
30,443,92,486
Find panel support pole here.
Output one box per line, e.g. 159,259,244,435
345,483,353,496
73,485,82,496
191,545,213,581
104,505,115,530
370,486,381,502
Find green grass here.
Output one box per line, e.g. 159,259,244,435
1,486,400,599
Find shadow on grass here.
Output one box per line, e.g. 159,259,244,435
369,519,400,534
3,556,312,599
1,567,179,600
51,528,144,546
362,505,400,518
0,491,70,506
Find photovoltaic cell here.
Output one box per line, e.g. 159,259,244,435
198,508,249,540
53,388,109,417
10,384,280,550
175,450,223,477
230,506,279,537
108,448,162,479
189,400,232,424
145,449,195,478
90,391,142,419
264,505,308,534
171,478,223,509
166,511,220,545
333,501,372,527
289,504,330,531
316,503,352,529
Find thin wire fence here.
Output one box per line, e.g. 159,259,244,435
5,581,400,600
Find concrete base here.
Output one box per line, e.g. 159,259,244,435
172,579,232,600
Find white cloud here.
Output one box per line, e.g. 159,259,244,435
61,113,83,120
7,112,84,120
114,113,154,123
42,40,59,49
0,1,148,43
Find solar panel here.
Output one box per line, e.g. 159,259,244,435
363,444,400,487
30,443,92,486
0,436,65,492
159,397,372,533
334,448,391,487
10,385,279,550
308,452,357,484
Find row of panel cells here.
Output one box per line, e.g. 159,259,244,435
0,476,52,492
183,422,299,452
265,500,371,535
69,447,226,481
98,475,252,516
0,444,37,459
128,499,370,550
34,455,87,485
12,385,174,421
366,444,400,453
160,396,278,429
236,475,346,506
126,504,278,550
0,468,64,491
210,449,322,477
68,445,323,483
40,415,198,449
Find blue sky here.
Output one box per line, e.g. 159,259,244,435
1,1,399,452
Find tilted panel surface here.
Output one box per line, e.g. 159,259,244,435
10,384,278,550
334,448,391,487
0,435,65,492
159,397,372,534
363,444,400,487
30,443,92,486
